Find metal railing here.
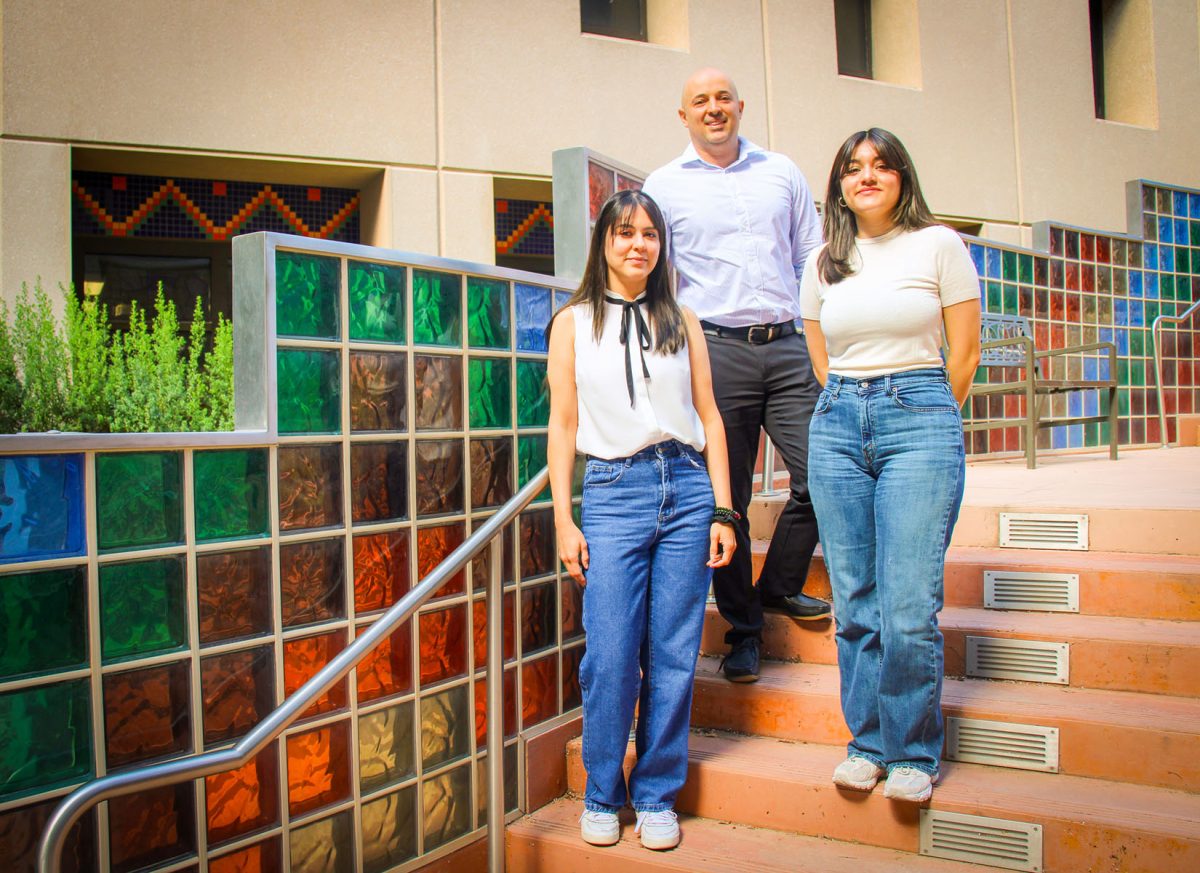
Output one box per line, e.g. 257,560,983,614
1152,300,1200,447
757,435,781,496
39,468,551,873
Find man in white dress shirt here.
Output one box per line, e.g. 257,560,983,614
643,68,830,683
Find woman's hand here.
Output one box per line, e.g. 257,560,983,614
707,522,736,568
558,522,590,585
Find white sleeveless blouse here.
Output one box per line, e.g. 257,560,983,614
572,298,706,460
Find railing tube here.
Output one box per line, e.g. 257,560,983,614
487,535,506,872
1152,300,1200,448
758,435,779,496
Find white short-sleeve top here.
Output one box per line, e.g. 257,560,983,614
571,298,705,460
799,224,981,379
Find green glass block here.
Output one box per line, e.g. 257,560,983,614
1002,285,1018,314
277,349,341,435
1001,250,1017,281
467,358,511,429
1085,422,1100,446
100,557,187,662
518,435,550,502
1118,388,1130,415
986,282,1001,312
516,360,550,427
0,679,93,802
194,449,269,542
1145,302,1160,323
1131,360,1145,386
1018,254,1033,284
1130,330,1145,356
412,270,461,346
467,277,511,349
0,567,87,681
349,260,406,344
96,452,183,551
1191,223,1200,247
276,251,340,339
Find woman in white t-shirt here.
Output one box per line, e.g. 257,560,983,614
546,189,735,850
800,128,981,803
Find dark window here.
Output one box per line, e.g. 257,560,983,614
835,0,872,79
581,0,647,42
1089,0,1107,118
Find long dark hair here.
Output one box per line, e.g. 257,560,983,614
817,127,936,284
550,189,686,354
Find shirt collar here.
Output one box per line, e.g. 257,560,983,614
679,137,764,170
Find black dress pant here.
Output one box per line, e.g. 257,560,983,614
705,331,821,645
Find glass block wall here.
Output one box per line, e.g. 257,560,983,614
0,234,582,872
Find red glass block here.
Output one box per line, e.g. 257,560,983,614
1096,236,1111,263
473,668,517,750
197,547,273,645
103,660,191,769
522,655,558,728
209,837,281,873
279,538,346,628
471,523,516,591
283,630,348,719
418,523,466,598
1049,227,1063,256
521,582,557,655
1132,418,1146,444
205,746,279,845
350,442,408,524
472,591,515,667
1181,361,1195,387
1065,262,1079,291
201,646,275,747
286,720,351,816
470,437,513,509
1051,324,1066,348
519,508,555,580
353,529,411,614
413,355,464,431
561,577,583,641
109,783,195,873
356,622,413,703
1050,259,1064,289
562,644,584,711
1080,234,1094,261
278,444,343,531
350,352,407,432
588,161,615,222
1081,266,1095,294
419,605,468,686
0,798,95,873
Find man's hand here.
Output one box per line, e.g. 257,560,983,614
558,523,590,585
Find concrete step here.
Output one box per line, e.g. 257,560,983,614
564,733,1200,873
508,797,1001,872
701,604,1200,697
689,658,1200,791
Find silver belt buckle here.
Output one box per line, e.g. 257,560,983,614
747,324,772,344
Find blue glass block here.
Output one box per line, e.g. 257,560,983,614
1144,275,1158,300
1175,219,1189,248
1070,425,1084,448
985,247,1001,279
515,284,552,352
1068,393,1082,417
1189,193,1200,219
1161,246,1175,273
1144,244,1159,270
554,291,572,313
1130,300,1145,327
1085,392,1099,417
1174,191,1187,215
969,244,985,276
1052,428,1067,449
1099,327,1113,344
1128,272,1143,297
1116,329,1129,356
1098,357,1112,380
1158,218,1173,244
1084,358,1098,381
1114,298,1129,324
0,454,85,564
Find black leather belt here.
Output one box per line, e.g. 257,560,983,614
700,320,797,344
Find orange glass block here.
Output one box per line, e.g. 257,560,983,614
522,655,558,729
209,838,281,873
286,720,351,817
108,783,195,873
473,668,517,750
277,445,342,531
279,538,345,628
353,529,410,614
418,605,467,686
561,576,583,641
205,746,279,846
417,523,465,598
519,508,554,580
520,581,556,655
283,630,347,720
562,644,584,711
0,797,95,873
201,646,275,747
103,660,191,769
355,622,413,703
471,591,515,667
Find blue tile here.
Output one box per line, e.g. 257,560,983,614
1098,357,1112,380
1174,191,1187,216
986,247,1001,279
1144,274,1158,300
1114,298,1129,324
1069,425,1084,448
1161,246,1175,273
1052,428,1067,449
1099,327,1113,344
1144,244,1159,270
1116,329,1129,356
1085,392,1099,417
969,244,986,276
1084,358,1098,380
515,283,553,352
1130,299,1145,326
0,454,86,564
1068,393,1082,416
1175,219,1188,247
1189,193,1200,219
1128,272,1143,298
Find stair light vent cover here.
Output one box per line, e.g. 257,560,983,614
966,636,1069,684
947,717,1059,772
999,513,1088,550
984,570,1080,613
921,809,1043,872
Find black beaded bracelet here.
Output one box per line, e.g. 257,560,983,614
712,506,742,525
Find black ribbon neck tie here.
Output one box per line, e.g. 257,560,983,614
605,294,651,407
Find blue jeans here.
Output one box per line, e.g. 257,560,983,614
578,440,714,812
808,369,965,776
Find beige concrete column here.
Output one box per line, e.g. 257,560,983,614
440,171,495,266
378,166,440,258
1,140,72,315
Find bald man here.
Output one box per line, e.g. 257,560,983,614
643,68,828,683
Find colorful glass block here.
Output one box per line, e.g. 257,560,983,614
472,670,517,751
522,655,558,728
472,591,516,667
467,357,512,429
350,442,408,524
359,699,415,793
516,359,550,426
290,811,355,873
284,630,348,719
515,283,552,352
278,444,343,531
103,660,191,769
422,764,471,851
476,742,520,817
588,161,615,222
205,747,279,846
414,354,463,431
201,646,275,747
467,276,511,349
276,251,340,339
0,453,84,564
418,522,466,598
286,720,351,816
562,644,584,710
415,440,464,516
421,683,471,771
354,529,411,614
108,783,195,873
0,679,92,802
350,352,407,432
100,556,187,662
209,837,281,873
562,576,584,642
470,522,515,591
517,434,549,500
362,785,417,873
412,270,461,346
96,451,182,551
470,437,513,509
519,507,555,580
356,623,413,703
0,796,96,873
349,260,405,344
277,349,341,434
194,449,269,542
197,547,273,645
521,581,557,655
419,605,468,686
279,538,345,628
0,566,86,680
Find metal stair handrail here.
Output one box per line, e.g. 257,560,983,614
1152,300,1200,446
39,467,551,873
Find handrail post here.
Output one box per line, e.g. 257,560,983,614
758,435,779,496
487,535,506,872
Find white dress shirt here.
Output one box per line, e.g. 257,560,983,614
643,138,823,328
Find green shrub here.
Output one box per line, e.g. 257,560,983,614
63,292,111,432
11,282,69,431
0,300,24,433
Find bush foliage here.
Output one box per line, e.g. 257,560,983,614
0,281,234,434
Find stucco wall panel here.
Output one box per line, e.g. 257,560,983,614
1,140,71,311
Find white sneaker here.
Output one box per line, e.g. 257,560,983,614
832,755,886,791
579,809,620,845
635,809,680,850
882,766,937,802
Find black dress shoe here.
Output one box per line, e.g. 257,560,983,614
761,592,832,621
719,638,760,683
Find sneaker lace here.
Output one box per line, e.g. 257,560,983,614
636,809,678,833
581,810,615,824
